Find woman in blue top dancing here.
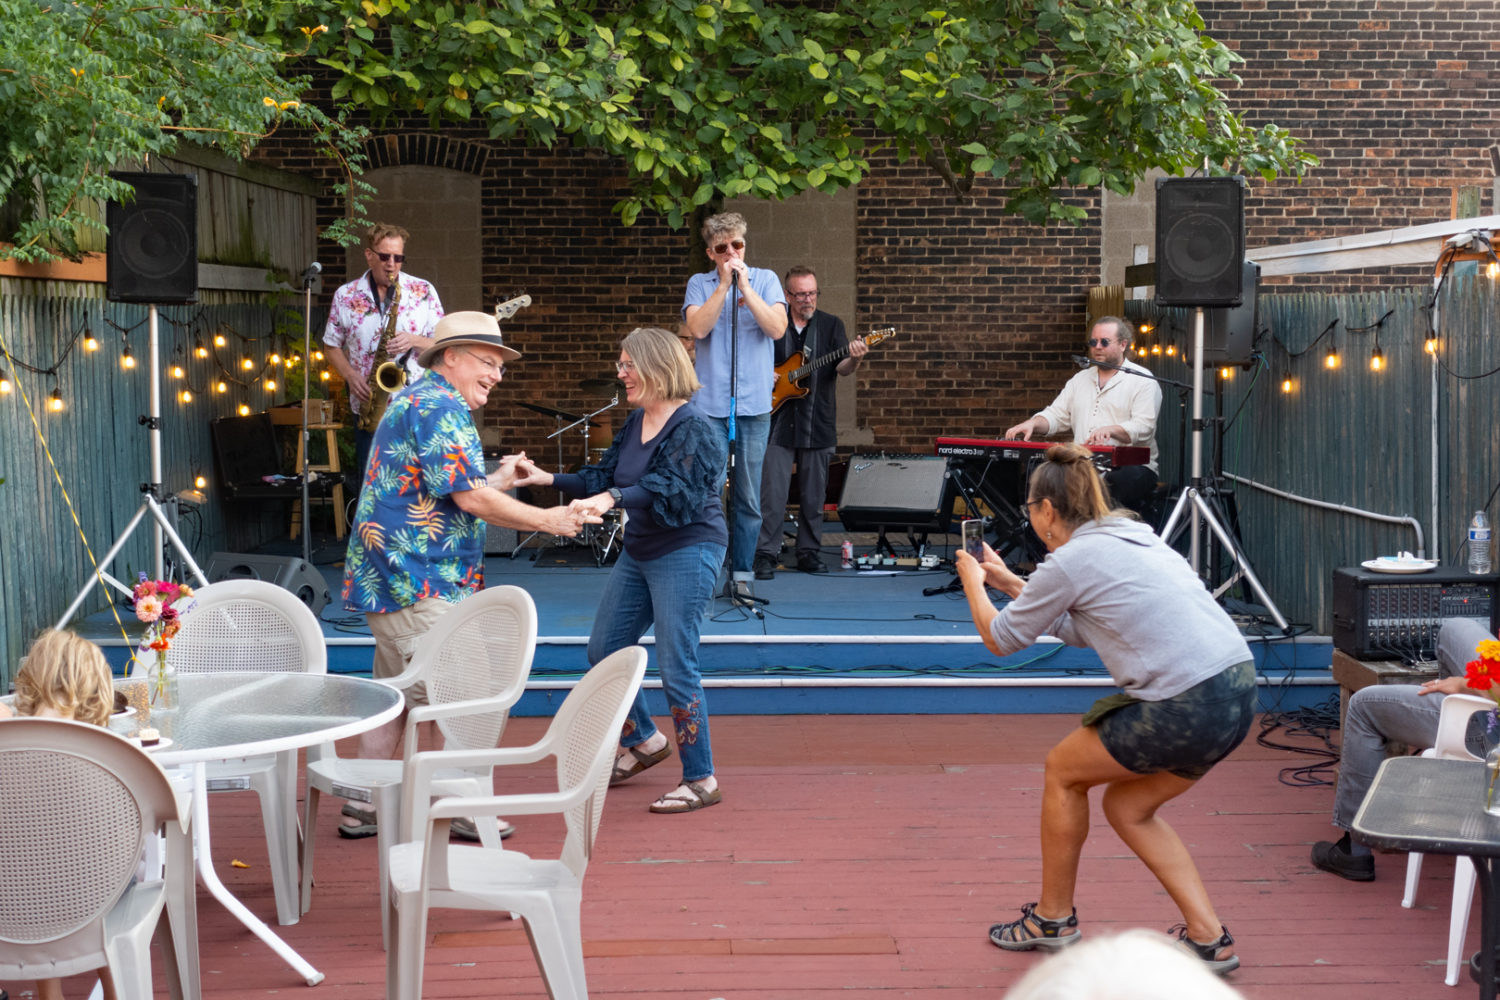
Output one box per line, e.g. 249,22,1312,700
515,326,728,813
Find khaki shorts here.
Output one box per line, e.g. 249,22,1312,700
366,597,450,706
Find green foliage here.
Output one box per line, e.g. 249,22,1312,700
0,1,368,262
5,0,1317,257
269,0,1317,227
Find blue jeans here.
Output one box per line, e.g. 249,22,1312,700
587,541,725,783
709,413,769,576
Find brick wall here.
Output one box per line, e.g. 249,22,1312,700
252,0,1500,463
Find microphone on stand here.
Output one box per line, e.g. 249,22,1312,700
1072,354,1094,369
301,261,322,291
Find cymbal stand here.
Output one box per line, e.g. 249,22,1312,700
509,411,572,558
552,396,622,567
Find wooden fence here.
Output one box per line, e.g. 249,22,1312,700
1124,273,1500,632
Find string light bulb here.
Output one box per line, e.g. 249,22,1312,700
312,350,324,362
1219,366,1234,380
1164,345,1176,356
237,402,251,417
1370,346,1385,372
269,352,282,366
120,345,135,370
319,369,330,382
1281,376,1294,393
1324,346,1340,369
1425,335,1439,355
0,369,11,393
48,387,64,412
265,378,278,392
1136,346,1147,357
213,332,227,348
179,389,193,404
1139,323,1154,334
215,380,227,394
169,363,184,379
194,473,207,490
1151,344,1162,355
194,339,208,359
83,331,99,352
1488,260,1499,280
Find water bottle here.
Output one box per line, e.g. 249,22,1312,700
1470,510,1492,575
841,540,854,569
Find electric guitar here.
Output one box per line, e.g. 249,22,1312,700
770,327,895,414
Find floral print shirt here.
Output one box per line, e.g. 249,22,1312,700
322,271,444,416
341,370,487,614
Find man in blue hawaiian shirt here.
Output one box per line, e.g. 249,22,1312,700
338,311,591,837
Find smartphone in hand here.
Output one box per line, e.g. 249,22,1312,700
962,518,984,560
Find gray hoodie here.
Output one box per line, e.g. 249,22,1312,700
989,518,1252,701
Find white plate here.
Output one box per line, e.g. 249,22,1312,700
112,707,135,720
130,736,174,751
1362,557,1439,575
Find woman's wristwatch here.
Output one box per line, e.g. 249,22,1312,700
607,487,623,507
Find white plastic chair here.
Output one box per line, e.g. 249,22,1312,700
145,577,327,927
301,584,538,947
0,718,198,1000
384,645,648,1000
1400,691,1495,986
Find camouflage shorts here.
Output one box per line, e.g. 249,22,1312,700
1090,660,1257,780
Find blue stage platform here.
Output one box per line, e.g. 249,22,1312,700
84,540,1336,717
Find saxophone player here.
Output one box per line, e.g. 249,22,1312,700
323,222,445,482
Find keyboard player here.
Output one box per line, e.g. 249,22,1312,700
1003,316,1161,509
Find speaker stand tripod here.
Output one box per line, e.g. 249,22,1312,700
1158,307,1288,632
57,304,209,628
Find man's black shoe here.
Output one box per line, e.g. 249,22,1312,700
796,553,829,574
753,553,776,580
1310,838,1375,881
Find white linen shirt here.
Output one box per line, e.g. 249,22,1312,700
1033,359,1162,470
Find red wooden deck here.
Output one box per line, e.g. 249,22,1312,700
5,714,1467,999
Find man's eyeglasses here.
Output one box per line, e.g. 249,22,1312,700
615,360,637,374
371,251,407,264
711,239,746,255
789,290,819,299
1087,337,1114,348
460,350,504,376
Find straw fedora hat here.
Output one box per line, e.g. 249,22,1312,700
417,311,523,368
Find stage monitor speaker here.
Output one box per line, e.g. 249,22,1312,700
837,455,952,533
205,551,330,617
106,172,198,304
1155,176,1245,307
1204,260,1261,368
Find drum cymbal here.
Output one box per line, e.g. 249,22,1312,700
579,377,624,395
517,400,583,422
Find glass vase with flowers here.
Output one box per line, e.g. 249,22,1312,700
133,574,192,705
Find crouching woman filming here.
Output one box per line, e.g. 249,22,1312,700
515,326,728,814
955,443,1255,975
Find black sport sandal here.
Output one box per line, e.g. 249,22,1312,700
989,901,1081,951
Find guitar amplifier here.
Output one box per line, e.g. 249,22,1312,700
1331,565,1500,660
836,455,952,533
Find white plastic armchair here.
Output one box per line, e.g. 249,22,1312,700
1399,691,1495,986
0,718,198,1000
384,645,648,1000
145,577,328,927
301,584,538,947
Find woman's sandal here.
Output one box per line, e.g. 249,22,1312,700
610,741,671,786
648,780,722,814
337,803,378,839
1169,923,1239,975
989,902,1081,951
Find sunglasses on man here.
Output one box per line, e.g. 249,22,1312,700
712,239,746,255
1088,337,1114,348
370,251,406,264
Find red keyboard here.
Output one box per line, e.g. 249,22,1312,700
934,436,1148,467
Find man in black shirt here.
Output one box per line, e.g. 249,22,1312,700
754,266,867,577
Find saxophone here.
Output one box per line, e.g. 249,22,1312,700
356,277,404,433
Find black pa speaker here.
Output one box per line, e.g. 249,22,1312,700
106,172,198,304
837,455,952,533
205,551,330,617
1204,260,1261,368
1155,176,1245,307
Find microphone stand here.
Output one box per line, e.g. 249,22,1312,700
299,262,321,564
719,271,766,616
